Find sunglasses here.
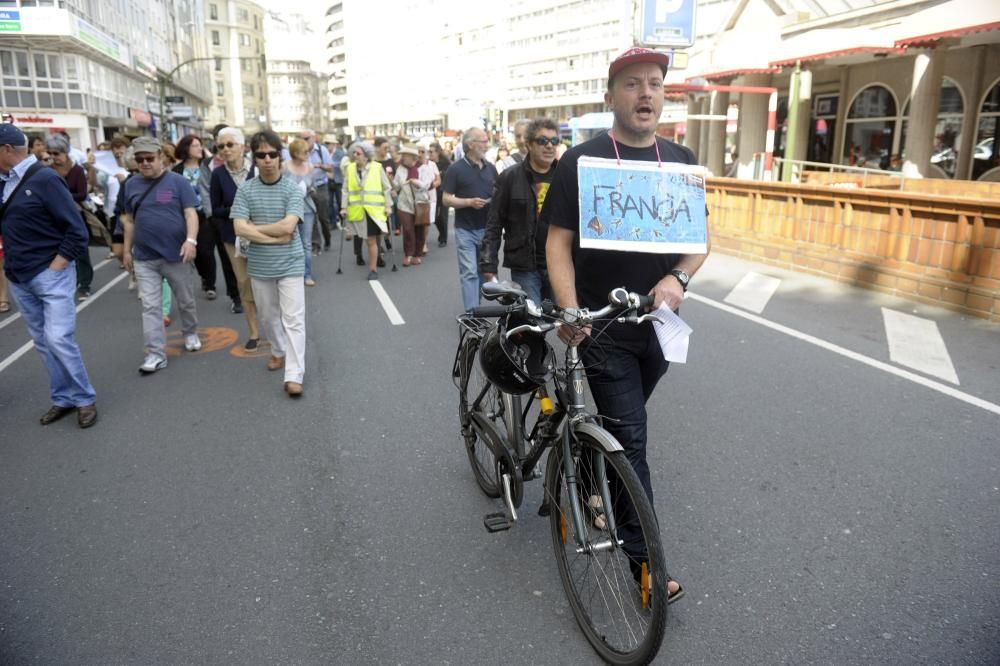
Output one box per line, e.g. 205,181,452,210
135,154,157,164
532,137,560,146
254,151,280,160
217,142,238,149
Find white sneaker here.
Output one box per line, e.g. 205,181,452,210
127,275,136,291
184,334,202,351
139,354,167,374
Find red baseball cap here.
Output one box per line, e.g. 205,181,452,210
608,47,671,81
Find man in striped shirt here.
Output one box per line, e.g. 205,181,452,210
231,130,307,397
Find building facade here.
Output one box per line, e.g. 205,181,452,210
205,0,269,132
267,60,327,135
325,2,348,131
0,0,211,150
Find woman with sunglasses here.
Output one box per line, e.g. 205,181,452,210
231,130,307,397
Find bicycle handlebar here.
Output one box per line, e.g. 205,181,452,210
504,288,657,340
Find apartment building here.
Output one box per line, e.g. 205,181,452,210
205,0,269,132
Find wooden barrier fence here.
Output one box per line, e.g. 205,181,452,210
706,178,1000,321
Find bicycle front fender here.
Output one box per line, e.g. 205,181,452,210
571,422,624,454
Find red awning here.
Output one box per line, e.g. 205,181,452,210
769,46,905,67
895,21,1000,47
688,67,780,82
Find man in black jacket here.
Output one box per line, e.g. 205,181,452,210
479,117,560,304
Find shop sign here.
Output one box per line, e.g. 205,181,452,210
134,56,158,80
129,108,152,126
0,9,19,32
72,15,129,67
637,0,697,48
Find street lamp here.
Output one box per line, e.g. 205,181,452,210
158,54,267,140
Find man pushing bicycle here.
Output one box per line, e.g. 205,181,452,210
544,47,712,604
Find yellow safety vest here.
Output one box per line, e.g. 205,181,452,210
345,162,388,223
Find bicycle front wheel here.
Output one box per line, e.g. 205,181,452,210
458,334,504,498
545,431,668,666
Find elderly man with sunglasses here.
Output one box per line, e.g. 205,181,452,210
121,136,202,375
480,118,560,305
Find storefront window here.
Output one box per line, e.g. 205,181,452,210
899,79,964,177
972,78,1000,180
809,94,838,164
844,85,897,169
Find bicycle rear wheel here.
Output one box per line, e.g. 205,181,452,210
458,335,505,498
545,432,668,665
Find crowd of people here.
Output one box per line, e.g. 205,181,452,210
2,46,708,609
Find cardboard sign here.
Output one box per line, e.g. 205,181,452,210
577,156,708,254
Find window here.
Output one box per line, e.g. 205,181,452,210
209,4,218,20
211,30,220,46
973,77,1000,180
218,105,227,118
242,83,254,97
253,15,258,30
900,79,965,178
241,59,252,72
238,7,249,22
216,81,224,97
239,33,250,47
843,85,898,169
215,58,223,71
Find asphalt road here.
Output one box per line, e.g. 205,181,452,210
1,233,998,665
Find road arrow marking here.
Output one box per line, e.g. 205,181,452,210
369,280,405,325
723,271,782,314
881,307,959,384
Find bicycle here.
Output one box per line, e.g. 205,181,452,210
453,281,670,666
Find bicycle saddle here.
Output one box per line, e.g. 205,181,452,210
481,280,527,305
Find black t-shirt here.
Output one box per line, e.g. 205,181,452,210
541,132,697,313
524,160,555,268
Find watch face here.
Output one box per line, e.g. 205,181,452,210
673,270,689,285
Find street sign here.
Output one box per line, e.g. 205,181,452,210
637,0,696,48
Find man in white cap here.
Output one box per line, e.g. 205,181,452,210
544,47,712,605
0,122,98,427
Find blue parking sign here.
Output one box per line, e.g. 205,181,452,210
638,0,696,48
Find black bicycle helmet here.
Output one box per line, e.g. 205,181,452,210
479,314,556,395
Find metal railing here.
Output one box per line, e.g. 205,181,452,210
772,157,907,190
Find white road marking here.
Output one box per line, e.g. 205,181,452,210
687,292,1000,417
368,280,405,325
723,272,782,314
882,308,960,384
0,257,116,331
0,270,129,375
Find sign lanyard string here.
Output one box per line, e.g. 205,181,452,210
608,129,662,168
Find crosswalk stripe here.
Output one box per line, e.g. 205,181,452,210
723,271,782,314
881,308,960,385
688,293,998,416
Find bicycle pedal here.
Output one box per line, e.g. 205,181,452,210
483,512,514,533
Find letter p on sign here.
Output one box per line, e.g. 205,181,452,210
656,0,684,21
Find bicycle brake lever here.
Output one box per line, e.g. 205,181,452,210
636,314,664,325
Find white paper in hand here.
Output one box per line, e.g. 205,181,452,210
651,304,692,363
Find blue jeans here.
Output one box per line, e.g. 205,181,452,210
510,269,551,306
300,211,315,279
582,326,669,572
455,227,485,311
9,263,97,407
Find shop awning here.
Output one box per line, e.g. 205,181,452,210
768,27,902,67
893,0,1000,47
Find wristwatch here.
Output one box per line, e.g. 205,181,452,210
185,237,198,246
670,269,689,291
